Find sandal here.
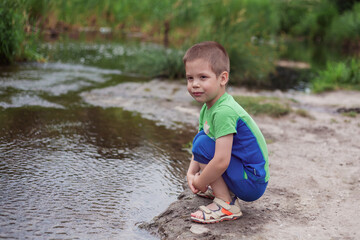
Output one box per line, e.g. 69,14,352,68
191,197,242,224
196,187,215,199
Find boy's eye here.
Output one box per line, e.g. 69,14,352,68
186,77,193,81
200,76,208,79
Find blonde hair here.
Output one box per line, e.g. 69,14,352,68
183,41,230,77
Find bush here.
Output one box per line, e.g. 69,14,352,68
276,0,360,47
311,58,360,92
127,45,185,79
122,0,281,85
93,0,282,86
0,0,44,64
191,0,280,87
276,0,314,34
0,0,24,64
290,0,338,41
326,3,360,45
25,0,53,22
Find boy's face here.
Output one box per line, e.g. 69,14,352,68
185,58,228,108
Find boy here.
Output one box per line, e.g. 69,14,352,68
184,41,269,224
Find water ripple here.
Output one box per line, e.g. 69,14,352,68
0,107,194,239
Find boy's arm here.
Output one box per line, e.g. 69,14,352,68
187,155,200,175
187,155,200,193
193,134,233,192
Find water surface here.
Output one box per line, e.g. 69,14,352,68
0,60,195,239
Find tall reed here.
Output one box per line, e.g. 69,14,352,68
0,0,24,64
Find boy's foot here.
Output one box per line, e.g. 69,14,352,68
191,197,242,224
191,201,218,218
196,187,215,199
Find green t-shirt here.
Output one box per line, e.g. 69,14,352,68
198,92,269,183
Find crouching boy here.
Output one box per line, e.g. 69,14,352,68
184,41,269,223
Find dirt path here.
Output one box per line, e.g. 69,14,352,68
82,80,360,240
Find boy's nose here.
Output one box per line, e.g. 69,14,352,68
192,79,200,88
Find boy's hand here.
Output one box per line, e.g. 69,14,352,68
193,172,208,193
187,173,199,194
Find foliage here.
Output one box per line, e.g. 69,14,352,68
290,0,338,41
326,3,360,44
233,95,291,117
2,0,360,92
0,0,24,64
193,0,280,86
137,0,281,85
276,0,315,34
311,58,360,93
25,0,53,22
0,0,44,64
332,0,360,13
276,0,360,46
41,0,280,85
21,0,281,86
127,45,185,79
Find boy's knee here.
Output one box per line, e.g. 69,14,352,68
192,132,215,163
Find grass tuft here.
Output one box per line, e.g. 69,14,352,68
311,58,360,93
295,109,315,119
233,95,291,117
341,111,357,118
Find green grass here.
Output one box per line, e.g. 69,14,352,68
341,111,358,118
0,0,45,64
233,95,291,117
0,0,24,64
127,46,185,79
311,58,360,93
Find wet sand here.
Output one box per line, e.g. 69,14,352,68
82,80,360,240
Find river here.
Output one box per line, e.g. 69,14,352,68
0,43,195,239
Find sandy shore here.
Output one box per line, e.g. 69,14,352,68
82,80,360,240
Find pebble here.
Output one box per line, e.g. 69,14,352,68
190,224,209,235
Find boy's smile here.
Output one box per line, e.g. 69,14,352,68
185,58,228,108
192,91,204,97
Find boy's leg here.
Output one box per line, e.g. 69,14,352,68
192,131,232,201
191,131,237,219
199,163,231,202
191,163,232,219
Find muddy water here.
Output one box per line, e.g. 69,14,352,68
0,61,195,239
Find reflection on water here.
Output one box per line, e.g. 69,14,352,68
0,62,195,239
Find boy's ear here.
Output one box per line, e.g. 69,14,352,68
219,71,229,86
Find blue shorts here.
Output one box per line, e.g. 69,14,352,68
192,131,268,202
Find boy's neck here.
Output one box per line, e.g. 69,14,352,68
206,90,227,109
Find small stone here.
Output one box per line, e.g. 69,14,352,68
190,224,209,235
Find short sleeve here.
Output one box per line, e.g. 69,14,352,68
213,106,238,139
